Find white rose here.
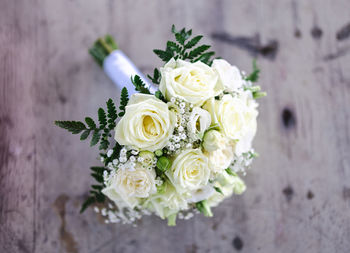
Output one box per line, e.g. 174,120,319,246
114,94,176,152
165,149,210,194
159,58,223,106
202,130,226,152
212,59,244,92
102,164,157,208
187,107,211,140
145,181,188,219
233,93,258,155
206,138,235,173
203,94,258,141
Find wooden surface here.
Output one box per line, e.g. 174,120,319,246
1,0,350,252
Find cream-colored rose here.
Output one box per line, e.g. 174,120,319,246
212,59,244,92
159,58,223,106
203,94,258,141
102,164,157,208
114,94,176,152
206,138,235,173
234,93,258,155
202,130,226,152
165,149,210,194
145,181,188,219
187,107,211,140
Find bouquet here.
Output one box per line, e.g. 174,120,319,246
55,26,266,226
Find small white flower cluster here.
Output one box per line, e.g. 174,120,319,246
165,97,195,155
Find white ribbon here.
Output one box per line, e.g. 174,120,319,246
103,50,157,95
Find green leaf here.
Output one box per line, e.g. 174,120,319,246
55,121,86,134
195,200,213,217
131,75,151,94
85,117,96,129
80,196,96,213
175,32,186,45
91,172,104,183
119,87,129,116
167,41,182,54
153,49,173,62
253,91,267,99
80,130,90,140
225,168,237,177
245,59,260,82
214,186,224,195
92,184,103,190
155,90,166,102
90,130,101,146
185,35,203,49
189,45,211,59
99,138,109,150
98,108,107,127
106,99,117,129
193,51,215,64
90,166,106,174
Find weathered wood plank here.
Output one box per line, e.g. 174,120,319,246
1,0,350,252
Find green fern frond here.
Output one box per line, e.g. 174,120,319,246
131,75,151,94
119,87,129,116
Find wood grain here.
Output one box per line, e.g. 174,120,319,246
1,0,350,252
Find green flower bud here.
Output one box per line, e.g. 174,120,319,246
232,176,246,195
155,149,163,157
156,156,172,172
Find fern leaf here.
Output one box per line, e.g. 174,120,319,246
147,68,161,85
193,51,215,64
246,59,260,82
80,196,96,213
85,117,96,129
80,130,90,140
153,49,172,62
91,172,104,183
55,121,86,134
189,45,211,59
90,130,101,146
185,35,203,49
98,108,107,127
175,32,186,45
119,87,129,116
131,75,151,94
167,41,182,54
106,99,117,129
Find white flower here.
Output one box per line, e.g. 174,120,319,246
114,94,176,152
207,171,246,207
202,130,226,152
166,149,210,193
212,59,244,92
187,107,211,140
187,184,215,203
159,58,223,106
203,94,258,141
102,164,157,208
145,182,188,219
206,138,235,173
138,151,155,168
